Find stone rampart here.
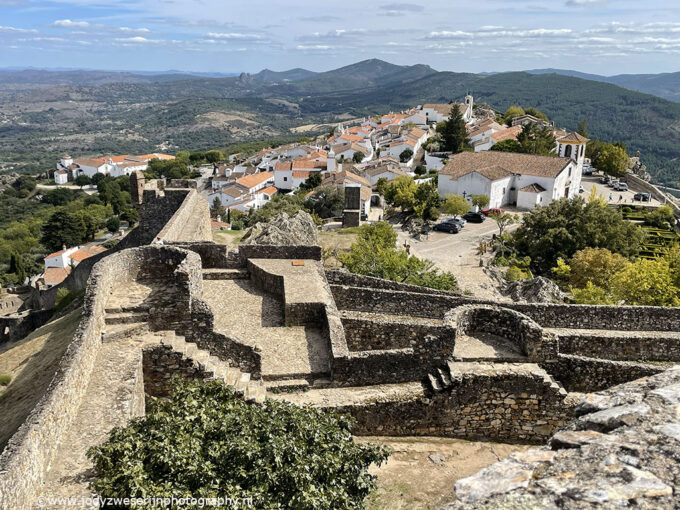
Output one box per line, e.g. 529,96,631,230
328,364,572,443
154,189,212,243
449,305,557,362
0,245,200,509
341,312,450,351
239,244,322,262
547,354,666,393
0,309,53,347
557,330,680,362
330,284,680,331
326,270,456,295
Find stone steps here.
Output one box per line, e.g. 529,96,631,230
202,268,249,280
161,333,265,404
265,379,311,393
101,322,150,343
104,312,150,325
104,304,151,314
425,361,567,398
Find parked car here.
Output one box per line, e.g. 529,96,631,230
444,217,466,227
614,182,628,191
481,207,504,216
634,192,651,202
433,222,462,233
609,180,619,188
463,212,486,223
600,176,608,184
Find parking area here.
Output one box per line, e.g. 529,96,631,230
580,174,661,207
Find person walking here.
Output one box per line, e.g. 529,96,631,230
609,192,613,201
619,195,623,203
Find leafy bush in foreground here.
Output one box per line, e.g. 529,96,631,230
88,379,389,509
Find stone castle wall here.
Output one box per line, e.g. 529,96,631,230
0,245,200,509
330,282,680,331
558,331,680,362
154,188,212,243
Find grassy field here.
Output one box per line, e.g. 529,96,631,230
0,308,82,449
212,230,245,247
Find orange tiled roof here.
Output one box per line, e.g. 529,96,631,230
255,185,278,195
236,171,273,189
292,170,312,179
43,266,71,285
70,245,106,263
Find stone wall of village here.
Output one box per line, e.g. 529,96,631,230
330,365,573,443
0,245,200,509
558,330,680,361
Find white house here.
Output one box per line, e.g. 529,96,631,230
54,170,69,185
420,96,473,124
44,246,79,268
437,133,587,210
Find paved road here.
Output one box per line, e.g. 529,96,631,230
581,174,662,207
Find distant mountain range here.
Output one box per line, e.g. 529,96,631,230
1,59,679,185
525,68,680,103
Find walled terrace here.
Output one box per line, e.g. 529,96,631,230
1,178,679,508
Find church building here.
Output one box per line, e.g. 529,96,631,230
437,132,588,210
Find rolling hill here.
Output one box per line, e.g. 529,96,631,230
1,59,679,185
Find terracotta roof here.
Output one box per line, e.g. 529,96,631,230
74,158,106,168
365,165,407,178
339,134,364,143
55,170,67,175
220,185,248,198
469,122,504,138
275,161,292,171
45,247,71,259
292,170,312,178
292,160,325,170
519,183,547,193
441,151,571,180
323,170,371,187
557,132,590,144
236,171,274,189
351,142,371,155
255,185,278,195
43,266,71,286
390,139,416,147
211,219,230,229
490,125,523,143
70,245,106,263
409,127,427,138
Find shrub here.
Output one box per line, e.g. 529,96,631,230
505,265,531,281
0,374,11,386
88,379,389,509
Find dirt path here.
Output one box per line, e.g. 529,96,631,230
361,436,529,510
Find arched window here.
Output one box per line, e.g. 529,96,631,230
564,145,572,158
580,144,585,157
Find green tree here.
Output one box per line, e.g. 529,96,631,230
43,187,77,206
515,123,556,155
211,197,227,220
120,207,139,224
524,107,549,122
556,248,630,291
375,177,388,196
41,210,86,251
399,149,414,163
646,205,675,229
205,150,224,164
9,252,27,284
503,105,525,125
189,152,205,164
146,158,190,179
300,172,323,191
384,176,417,212
577,119,589,138
470,194,490,209
106,216,120,233
414,165,427,176
611,258,680,306
439,105,469,153
490,139,522,153
305,185,344,218
74,175,91,189
338,222,457,290
352,151,364,163
571,281,615,305
597,144,629,177
12,176,37,194
489,212,519,256
443,194,470,218
413,182,441,221
88,378,389,510
511,197,644,274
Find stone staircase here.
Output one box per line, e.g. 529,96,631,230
102,304,151,342
158,332,266,403
425,361,567,398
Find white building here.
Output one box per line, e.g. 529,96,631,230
420,96,474,124
437,133,587,210
54,170,69,185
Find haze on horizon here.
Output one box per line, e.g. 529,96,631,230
1,0,679,76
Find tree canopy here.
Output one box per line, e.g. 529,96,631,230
443,194,470,218
88,378,389,510
339,222,457,290
511,197,644,274
438,105,469,153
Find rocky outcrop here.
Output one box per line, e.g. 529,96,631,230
241,211,318,246
503,276,565,304
440,365,680,509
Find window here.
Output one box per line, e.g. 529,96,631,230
569,167,572,177
502,187,506,194
580,145,585,157
564,145,572,158
283,177,288,181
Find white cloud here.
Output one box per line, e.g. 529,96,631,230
54,19,90,28
206,32,264,41
566,0,607,6
115,36,151,43
0,24,38,33
296,44,333,51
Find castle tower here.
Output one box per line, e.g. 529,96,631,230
463,94,474,122
557,132,589,199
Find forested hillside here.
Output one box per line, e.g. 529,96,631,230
1,60,679,185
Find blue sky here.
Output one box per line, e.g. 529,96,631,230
1,0,679,75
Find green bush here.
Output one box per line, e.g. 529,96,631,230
54,288,83,312
0,374,11,386
88,378,389,509
505,265,531,281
